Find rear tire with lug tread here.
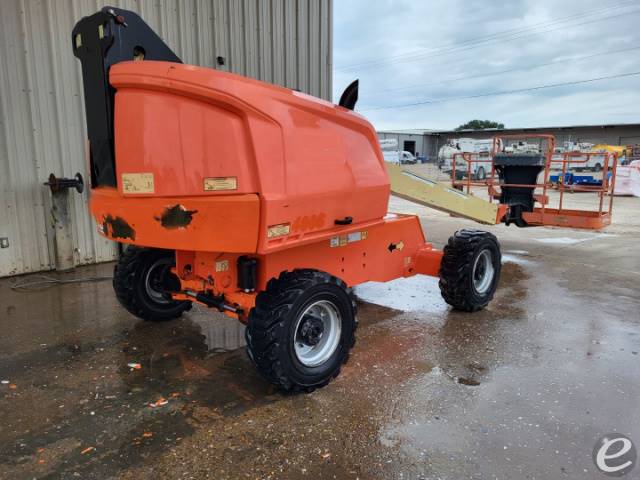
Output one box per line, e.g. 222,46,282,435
245,269,357,393
113,246,191,322
438,229,501,312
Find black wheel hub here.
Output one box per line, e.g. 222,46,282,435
299,314,324,346
146,261,180,303
474,262,486,282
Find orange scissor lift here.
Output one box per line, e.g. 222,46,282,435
451,134,618,229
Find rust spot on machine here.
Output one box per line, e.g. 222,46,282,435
102,215,136,240
155,205,198,229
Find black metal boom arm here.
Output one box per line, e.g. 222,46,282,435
72,6,181,187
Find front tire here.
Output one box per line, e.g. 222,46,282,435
439,230,501,312
245,270,357,392
475,166,486,181
113,246,191,321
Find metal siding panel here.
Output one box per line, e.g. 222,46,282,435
161,1,181,59
228,0,245,75
243,0,259,79
320,0,331,100
181,0,200,66
0,0,332,277
212,0,230,72
195,0,214,67
308,0,320,97
20,0,56,271
47,1,92,265
283,0,296,89
271,0,285,86
296,0,308,94
258,0,273,82
0,1,20,276
0,0,48,275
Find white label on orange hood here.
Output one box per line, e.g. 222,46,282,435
122,173,154,194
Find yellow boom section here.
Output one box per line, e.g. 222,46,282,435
386,163,500,225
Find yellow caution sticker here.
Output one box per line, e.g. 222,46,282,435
204,177,238,191
122,172,154,194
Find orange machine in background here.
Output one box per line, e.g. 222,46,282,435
451,134,617,229
73,7,501,392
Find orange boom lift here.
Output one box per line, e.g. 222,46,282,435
72,7,501,391
448,134,618,229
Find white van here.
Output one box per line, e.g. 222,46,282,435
438,138,501,180
383,150,417,165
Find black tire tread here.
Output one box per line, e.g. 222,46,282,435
438,229,501,312
245,269,357,393
113,246,191,322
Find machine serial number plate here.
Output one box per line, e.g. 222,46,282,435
122,173,154,194
204,177,237,191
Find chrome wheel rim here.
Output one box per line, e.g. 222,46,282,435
294,300,342,367
472,249,495,294
144,258,174,304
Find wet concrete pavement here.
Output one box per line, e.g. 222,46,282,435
1,197,639,479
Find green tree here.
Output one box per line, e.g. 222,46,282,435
455,120,505,131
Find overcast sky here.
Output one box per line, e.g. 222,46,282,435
333,0,640,131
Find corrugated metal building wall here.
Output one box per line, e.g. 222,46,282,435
0,0,332,277
433,125,640,150
377,131,428,157
380,125,640,160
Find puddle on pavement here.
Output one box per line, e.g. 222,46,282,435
118,311,275,412
0,302,279,479
0,257,538,479
502,253,534,266
534,234,616,245
496,262,530,306
354,275,449,313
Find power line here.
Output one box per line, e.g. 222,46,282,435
361,45,640,97
344,8,640,72
336,0,636,70
336,2,640,72
359,71,640,111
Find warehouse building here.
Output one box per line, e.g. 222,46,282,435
0,0,332,277
378,123,640,160
376,129,432,157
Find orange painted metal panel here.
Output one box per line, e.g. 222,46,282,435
169,214,443,317
258,214,439,290
523,209,611,229
90,187,260,252
114,89,259,197
109,61,390,254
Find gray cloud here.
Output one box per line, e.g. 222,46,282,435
333,0,640,130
